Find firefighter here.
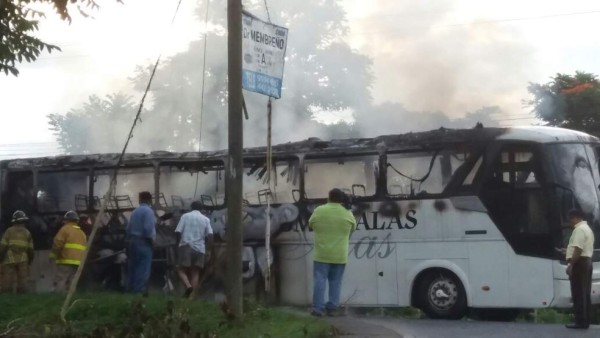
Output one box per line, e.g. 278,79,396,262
0,210,34,293
50,210,87,292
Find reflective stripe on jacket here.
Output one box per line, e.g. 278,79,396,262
0,225,34,264
51,223,87,266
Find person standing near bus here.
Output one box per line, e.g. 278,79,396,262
0,211,34,293
565,209,595,329
309,188,356,317
51,211,87,292
175,201,214,299
126,191,156,294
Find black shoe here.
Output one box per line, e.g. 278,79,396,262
310,310,323,317
565,323,588,329
183,287,193,298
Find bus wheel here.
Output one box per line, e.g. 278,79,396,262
418,271,467,319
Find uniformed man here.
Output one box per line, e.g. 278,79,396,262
565,209,595,329
0,210,34,293
51,211,87,292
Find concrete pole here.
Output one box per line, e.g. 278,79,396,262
226,0,244,321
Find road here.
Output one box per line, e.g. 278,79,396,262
330,316,600,338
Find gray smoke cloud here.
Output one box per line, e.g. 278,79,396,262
51,0,538,157
344,0,536,135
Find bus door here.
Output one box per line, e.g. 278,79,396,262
478,143,554,307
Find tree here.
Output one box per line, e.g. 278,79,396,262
527,71,600,136
48,93,146,154
49,0,373,153
0,0,115,76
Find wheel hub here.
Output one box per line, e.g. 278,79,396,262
428,277,458,310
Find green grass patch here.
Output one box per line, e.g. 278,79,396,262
0,293,335,337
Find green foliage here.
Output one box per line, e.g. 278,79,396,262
48,93,142,154
0,0,114,76
0,293,335,337
526,71,600,136
518,308,573,324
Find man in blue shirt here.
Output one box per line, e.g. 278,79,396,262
126,191,156,294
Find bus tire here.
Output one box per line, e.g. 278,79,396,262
417,270,467,320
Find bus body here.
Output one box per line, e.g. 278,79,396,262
1,126,599,319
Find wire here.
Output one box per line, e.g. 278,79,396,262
263,0,271,22
198,0,210,150
194,0,211,199
492,117,539,121
349,9,600,37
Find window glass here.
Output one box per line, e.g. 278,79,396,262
304,155,378,199
551,144,600,256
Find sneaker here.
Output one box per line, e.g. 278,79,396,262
310,310,324,317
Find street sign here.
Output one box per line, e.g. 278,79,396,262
242,11,288,99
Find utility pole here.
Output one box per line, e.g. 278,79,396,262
226,0,244,321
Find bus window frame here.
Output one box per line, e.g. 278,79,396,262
158,159,226,209
242,154,301,206
384,146,480,199
36,168,92,214
302,152,381,203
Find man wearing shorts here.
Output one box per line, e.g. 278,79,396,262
175,201,213,298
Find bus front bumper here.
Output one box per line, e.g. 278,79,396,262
550,279,600,308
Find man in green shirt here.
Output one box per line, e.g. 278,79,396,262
309,188,356,316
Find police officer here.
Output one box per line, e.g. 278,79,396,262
50,211,87,292
0,211,34,293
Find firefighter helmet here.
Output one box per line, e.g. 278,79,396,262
11,210,29,224
63,210,80,222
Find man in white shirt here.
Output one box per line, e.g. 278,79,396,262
175,201,214,298
565,209,595,330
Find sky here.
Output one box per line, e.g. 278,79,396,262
1,0,600,150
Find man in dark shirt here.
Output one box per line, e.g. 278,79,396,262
126,191,156,294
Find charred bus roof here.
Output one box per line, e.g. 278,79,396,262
1,126,597,170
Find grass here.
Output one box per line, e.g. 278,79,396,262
0,293,336,337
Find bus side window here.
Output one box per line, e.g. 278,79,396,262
304,155,378,199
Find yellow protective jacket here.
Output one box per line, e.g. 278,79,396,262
51,223,87,266
0,225,34,265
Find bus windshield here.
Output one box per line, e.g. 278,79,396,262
550,143,600,258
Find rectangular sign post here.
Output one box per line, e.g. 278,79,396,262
241,11,288,98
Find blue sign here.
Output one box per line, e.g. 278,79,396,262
242,12,288,99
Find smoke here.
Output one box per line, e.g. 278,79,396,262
345,0,536,133
51,0,540,157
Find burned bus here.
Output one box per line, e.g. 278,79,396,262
1,126,599,319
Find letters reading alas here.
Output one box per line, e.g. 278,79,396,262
355,210,417,231
243,28,286,50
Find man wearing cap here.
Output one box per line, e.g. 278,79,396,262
565,209,595,329
309,188,356,317
51,210,87,292
126,191,156,294
0,210,34,293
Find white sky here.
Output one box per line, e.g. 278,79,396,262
2,0,600,145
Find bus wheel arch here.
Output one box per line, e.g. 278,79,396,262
411,268,468,320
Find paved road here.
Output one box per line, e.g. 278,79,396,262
350,317,600,338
